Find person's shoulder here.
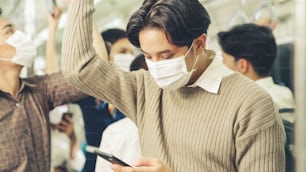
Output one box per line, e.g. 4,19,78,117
223,72,261,89
273,83,293,93
222,72,271,100
104,118,137,134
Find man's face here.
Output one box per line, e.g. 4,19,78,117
138,28,195,71
0,17,15,42
109,38,134,62
222,51,239,71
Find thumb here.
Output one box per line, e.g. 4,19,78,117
134,158,159,167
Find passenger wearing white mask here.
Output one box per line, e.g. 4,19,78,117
0,7,87,172
100,28,137,122
101,28,136,72
62,0,285,171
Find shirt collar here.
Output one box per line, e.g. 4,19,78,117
0,78,37,95
19,78,37,90
188,50,233,94
255,77,274,88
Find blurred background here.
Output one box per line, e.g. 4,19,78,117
0,0,295,61
0,0,305,171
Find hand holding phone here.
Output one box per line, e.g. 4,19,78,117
62,112,73,122
86,145,132,167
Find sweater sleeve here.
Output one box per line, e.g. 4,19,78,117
235,92,286,172
61,0,140,121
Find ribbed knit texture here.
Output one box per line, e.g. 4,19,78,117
61,0,286,171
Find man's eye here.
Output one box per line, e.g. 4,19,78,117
144,55,151,59
161,54,174,60
5,29,13,35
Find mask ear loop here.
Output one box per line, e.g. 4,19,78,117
190,54,199,73
187,41,199,73
184,41,194,57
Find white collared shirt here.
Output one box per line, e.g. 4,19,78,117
256,77,295,110
188,50,233,94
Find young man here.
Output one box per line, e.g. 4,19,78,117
0,7,86,172
61,0,286,171
218,23,295,113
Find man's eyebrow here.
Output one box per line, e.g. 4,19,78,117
2,23,13,30
140,48,172,55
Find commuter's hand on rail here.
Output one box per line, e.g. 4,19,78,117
47,6,62,29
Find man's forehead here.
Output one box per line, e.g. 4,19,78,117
0,16,11,27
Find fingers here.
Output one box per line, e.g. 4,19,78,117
134,158,160,166
52,7,63,19
62,114,73,123
111,158,171,172
112,164,134,172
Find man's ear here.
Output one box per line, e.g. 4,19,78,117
236,58,250,74
194,34,206,54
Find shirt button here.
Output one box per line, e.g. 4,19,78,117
23,130,30,136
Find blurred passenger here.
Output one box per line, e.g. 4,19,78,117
130,54,148,71
253,4,294,92
0,6,87,172
50,105,86,172
218,23,296,172
80,28,137,172
47,9,86,171
218,23,295,117
95,54,146,172
101,28,135,65
44,5,112,172
100,28,136,121
62,0,286,171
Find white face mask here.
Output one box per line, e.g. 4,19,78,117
113,53,135,72
0,30,37,67
145,42,199,91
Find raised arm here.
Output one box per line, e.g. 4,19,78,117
61,0,141,120
92,22,108,62
45,7,62,74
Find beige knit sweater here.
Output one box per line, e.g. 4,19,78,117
61,0,286,171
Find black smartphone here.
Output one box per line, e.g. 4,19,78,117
62,112,73,121
86,145,132,167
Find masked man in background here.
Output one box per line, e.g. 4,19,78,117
0,7,87,172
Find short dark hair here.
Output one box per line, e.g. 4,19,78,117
101,28,127,45
218,23,277,77
127,0,211,48
0,7,2,16
130,54,148,71
101,28,128,55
